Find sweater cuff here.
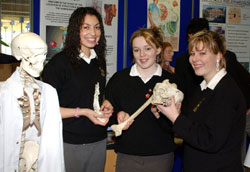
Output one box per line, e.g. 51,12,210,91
173,114,189,135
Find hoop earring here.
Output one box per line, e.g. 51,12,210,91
216,59,220,71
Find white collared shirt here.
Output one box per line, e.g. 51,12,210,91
79,49,97,64
200,68,227,91
130,64,162,83
0,68,65,172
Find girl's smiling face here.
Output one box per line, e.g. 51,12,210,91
189,41,221,82
132,36,161,71
80,14,101,55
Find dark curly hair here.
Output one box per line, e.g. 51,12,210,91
63,7,107,76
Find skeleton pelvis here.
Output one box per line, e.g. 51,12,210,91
19,141,39,172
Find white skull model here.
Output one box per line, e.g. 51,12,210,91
151,79,184,106
11,32,48,78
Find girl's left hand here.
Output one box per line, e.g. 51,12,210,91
157,96,181,123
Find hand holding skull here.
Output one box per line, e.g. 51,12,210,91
156,96,182,123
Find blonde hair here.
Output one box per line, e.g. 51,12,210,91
130,27,164,62
188,30,226,70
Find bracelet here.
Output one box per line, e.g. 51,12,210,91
74,107,80,118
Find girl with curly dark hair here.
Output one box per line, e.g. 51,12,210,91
63,7,107,76
42,7,113,172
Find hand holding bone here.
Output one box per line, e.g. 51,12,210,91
85,109,109,126
93,83,113,123
117,111,134,130
111,97,152,137
111,79,184,137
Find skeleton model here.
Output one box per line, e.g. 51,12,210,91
111,79,184,137
93,82,106,122
11,32,47,172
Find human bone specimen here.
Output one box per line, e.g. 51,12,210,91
93,82,106,122
151,79,183,106
111,79,184,137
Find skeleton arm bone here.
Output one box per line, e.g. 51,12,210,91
111,97,152,137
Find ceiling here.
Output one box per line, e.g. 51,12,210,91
0,0,31,31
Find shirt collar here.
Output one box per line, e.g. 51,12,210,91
79,49,97,64
200,68,227,91
130,63,162,83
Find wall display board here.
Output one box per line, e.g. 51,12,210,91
39,0,119,80
147,0,180,51
99,0,119,80
200,0,250,72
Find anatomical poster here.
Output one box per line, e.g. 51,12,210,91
147,0,180,51
40,0,119,80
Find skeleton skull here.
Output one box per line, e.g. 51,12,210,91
151,79,184,106
11,32,48,78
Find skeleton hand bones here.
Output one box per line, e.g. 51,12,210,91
111,79,184,137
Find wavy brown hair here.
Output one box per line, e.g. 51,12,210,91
63,7,107,76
